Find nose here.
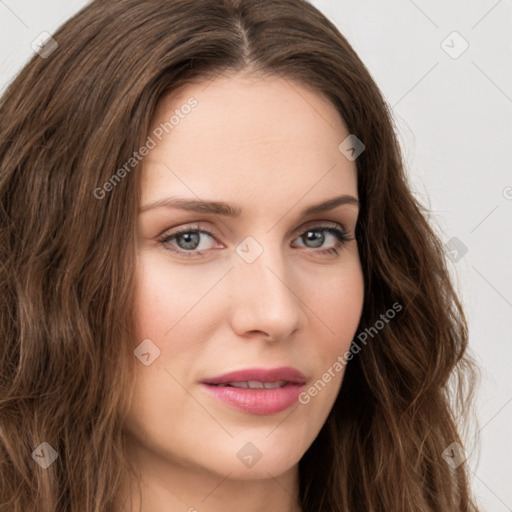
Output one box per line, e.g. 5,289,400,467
228,241,307,342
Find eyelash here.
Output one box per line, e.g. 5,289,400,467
157,222,354,259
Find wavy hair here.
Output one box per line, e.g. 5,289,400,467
0,0,480,510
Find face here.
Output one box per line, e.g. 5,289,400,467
125,72,364,483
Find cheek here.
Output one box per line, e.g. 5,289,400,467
133,252,211,339
305,254,364,344
303,256,364,393
132,256,184,372
132,253,231,378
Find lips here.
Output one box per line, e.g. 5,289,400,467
200,366,307,415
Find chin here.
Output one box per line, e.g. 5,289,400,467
200,437,305,480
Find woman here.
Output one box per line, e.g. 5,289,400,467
0,0,480,511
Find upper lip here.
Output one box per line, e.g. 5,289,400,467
201,366,306,385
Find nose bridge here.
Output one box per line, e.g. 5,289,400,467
229,233,305,338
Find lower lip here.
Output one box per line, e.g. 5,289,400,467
201,383,305,415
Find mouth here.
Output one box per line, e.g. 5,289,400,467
210,380,289,389
200,367,307,415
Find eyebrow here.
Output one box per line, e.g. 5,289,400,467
139,194,359,217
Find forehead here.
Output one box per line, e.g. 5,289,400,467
141,73,358,210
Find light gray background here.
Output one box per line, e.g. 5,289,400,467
1,1,511,510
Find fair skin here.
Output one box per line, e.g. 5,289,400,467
116,72,364,512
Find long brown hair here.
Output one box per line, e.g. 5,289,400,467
0,0,480,510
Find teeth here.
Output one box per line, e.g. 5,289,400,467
215,380,287,389
230,381,249,388
263,380,287,389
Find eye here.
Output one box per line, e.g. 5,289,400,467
158,223,218,258
292,223,353,256
157,222,354,258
